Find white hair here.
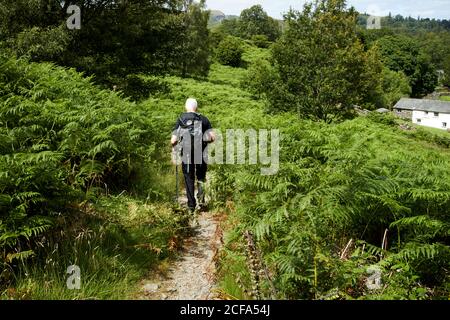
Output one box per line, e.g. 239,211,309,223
185,98,198,112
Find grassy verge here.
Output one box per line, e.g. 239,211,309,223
1,195,189,300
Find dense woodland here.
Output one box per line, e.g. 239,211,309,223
0,0,449,299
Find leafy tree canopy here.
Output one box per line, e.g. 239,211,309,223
261,0,382,121
239,5,281,42
0,0,211,85
376,35,438,97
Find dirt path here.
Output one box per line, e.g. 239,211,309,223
139,208,223,300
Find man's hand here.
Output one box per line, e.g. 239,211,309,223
205,130,216,143
171,135,178,146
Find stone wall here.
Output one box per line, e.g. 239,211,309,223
394,109,413,119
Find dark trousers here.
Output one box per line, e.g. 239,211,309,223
182,162,207,211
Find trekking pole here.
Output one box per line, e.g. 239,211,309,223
175,146,179,205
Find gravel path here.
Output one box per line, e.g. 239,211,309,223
140,210,222,300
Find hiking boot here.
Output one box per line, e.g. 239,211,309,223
196,181,206,206
197,203,208,212
190,208,200,228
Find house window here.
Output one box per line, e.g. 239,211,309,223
434,112,439,117
443,122,447,129
417,119,422,123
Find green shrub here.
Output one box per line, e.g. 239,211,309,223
208,107,450,299
409,127,450,148
367,111,398,126
0,54,166,275
216,36,244,67
251,35,270,48
121,74,170,101
210,29,226,49
241,59,277,101
14,25,70,62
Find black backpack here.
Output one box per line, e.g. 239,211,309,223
177,113,203,150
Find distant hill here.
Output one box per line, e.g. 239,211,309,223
208,10,239,27
209,10,226,23
208,9,450,32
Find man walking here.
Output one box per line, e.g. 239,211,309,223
171,98,215,212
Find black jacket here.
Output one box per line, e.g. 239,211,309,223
172,112,212,135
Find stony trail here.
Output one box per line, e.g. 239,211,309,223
139,209,223,300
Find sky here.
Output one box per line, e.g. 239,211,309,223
205,0,450,20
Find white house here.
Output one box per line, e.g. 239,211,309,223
393,98,450,131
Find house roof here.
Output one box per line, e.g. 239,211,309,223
394,98,450,113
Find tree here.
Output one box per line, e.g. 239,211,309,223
216,18,241,38
443,55,450,87
0,0,63,39
239,5,281,42
366,67,412,109
418,32,450,69
380,68,411,108
216,36,243,67
262,0,382,121
0,0,212,84
376,35,438,97
177,0,211,77
14,25,71,62
357,27,395,50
